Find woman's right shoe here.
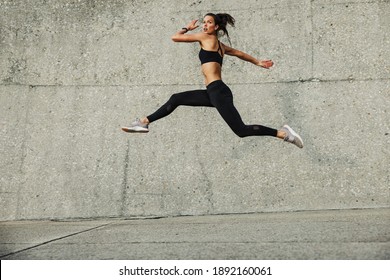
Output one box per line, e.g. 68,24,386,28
281,125,303,148
122,118,149,133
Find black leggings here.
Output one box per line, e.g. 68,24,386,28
147,80,277,138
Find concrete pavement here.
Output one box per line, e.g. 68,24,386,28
1,208,389,260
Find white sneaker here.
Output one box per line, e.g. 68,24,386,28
281,125,303,148
122,118,149,133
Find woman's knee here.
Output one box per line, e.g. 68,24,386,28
169,93,180,103
234,131,247,138
230,126,248,138
167,93,184,110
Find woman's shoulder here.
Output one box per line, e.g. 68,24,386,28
200,35,222,48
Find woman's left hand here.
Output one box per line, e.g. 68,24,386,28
257,60,274,69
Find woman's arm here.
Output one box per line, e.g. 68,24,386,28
171,19,204,42
224,44,274,69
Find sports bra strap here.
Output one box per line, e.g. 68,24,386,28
198,40,224,66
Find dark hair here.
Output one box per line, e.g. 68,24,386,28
205,13,235,44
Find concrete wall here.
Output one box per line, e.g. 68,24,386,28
1,0,389,221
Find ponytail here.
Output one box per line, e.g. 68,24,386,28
205,13,235,44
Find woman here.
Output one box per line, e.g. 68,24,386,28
122,13,303,148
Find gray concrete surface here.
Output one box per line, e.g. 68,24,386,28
1,0,389,221
1,208,389,259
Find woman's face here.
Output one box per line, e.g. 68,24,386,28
202,15,218,34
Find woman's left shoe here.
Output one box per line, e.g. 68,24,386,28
122,118,149,133
281,125,303,148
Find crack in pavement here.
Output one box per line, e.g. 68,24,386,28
0,222,115,259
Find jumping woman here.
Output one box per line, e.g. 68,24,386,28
122,13,303,148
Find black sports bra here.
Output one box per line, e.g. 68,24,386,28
199,41,223,66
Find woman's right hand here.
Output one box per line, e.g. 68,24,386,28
186,19,199,31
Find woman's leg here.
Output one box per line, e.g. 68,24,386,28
207,80,278,138
146,89,213,123
124,81,303,147
122,89,213,133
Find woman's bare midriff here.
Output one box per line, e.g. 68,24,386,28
201,62,222,86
